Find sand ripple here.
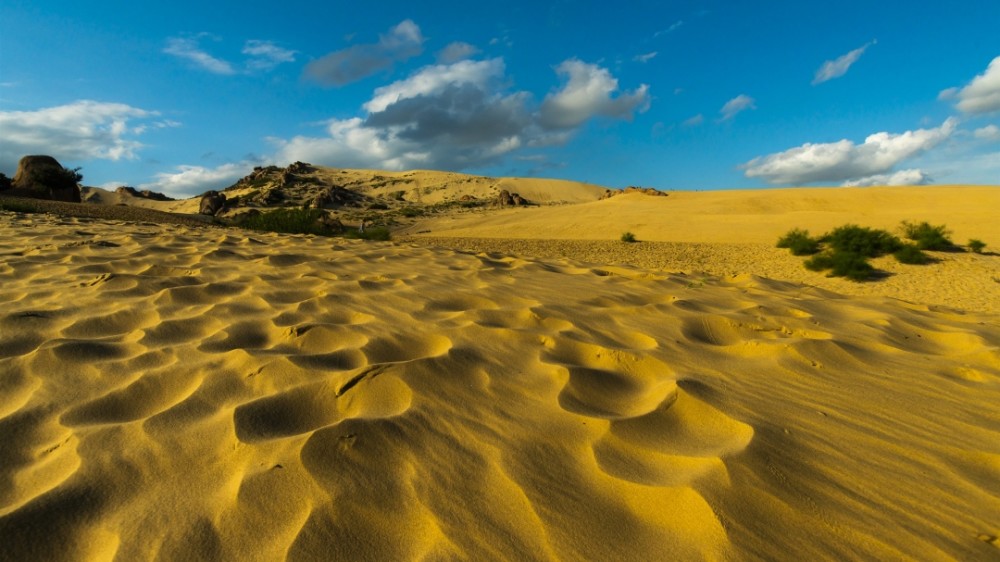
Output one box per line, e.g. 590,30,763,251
1,212,999,561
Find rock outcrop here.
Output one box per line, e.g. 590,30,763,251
199,191,227,215
115,186,175,201
601,186,668,199
497,190,530,207
10,155,82,202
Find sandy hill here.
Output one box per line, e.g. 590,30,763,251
401,185,1000,244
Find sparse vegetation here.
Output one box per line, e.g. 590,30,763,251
804,251,876,281
900,221,955,251
0,198,39,213
621,231,637,243
346,226,392,241
399,206,423,217
822,224,902,257
233,208,333,236
776,228,820,255
893,244,932,265
968,239,987,254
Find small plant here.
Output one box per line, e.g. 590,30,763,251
822,224,902,257
900,221,955,251
620,231,637,243
893,244,931,265
776,228,820,255
968,239,987,254
805,251,876,281
346,226,392,241
234,208,333,236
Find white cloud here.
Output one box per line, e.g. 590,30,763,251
538,59,650,129
243,40,296,71
304,20,424,86
719,94,755,121
682,114,703,127
436,42,480,64
0,100,158,172
141,162,253,197
364,58,503,113
841,169,931,187
164,36,235,75
812,41,875,85
272,58,648,172
943,56,1000,114
634,52,657,63
654,21,683,37
742,118,957,185
974,124,1000,141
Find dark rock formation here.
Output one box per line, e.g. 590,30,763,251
199,191,227,215
497,189,529,207
115,186,175,201
11,155,82,202
602,186,668,199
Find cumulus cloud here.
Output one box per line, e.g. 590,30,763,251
538,59,650,129
719,94,755,121
164,36,235,75
974,124,1000,141
742,118,957,185
812,41,875,85
0,100,158,172
305,20,424,86
943,56,1000,114
243,40,296,71
841,169,931,187
272,58,648,171
436,42,480,64
141,162,253,198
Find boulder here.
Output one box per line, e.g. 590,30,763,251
11,155,82,202
199,191,227,215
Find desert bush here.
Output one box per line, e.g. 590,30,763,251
399,206,423,217
968,239,987,254
822,224,902,257
776,228,820,255
893,244,931,265
620,231,637,243
0,173,11,191
346,226,392,241
900,221,955,251
805,251,876,281
234,208,332,236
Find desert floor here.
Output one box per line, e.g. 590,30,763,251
1,185,999,560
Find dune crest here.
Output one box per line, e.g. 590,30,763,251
1,212,998,560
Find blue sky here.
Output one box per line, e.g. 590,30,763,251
1,0,998,197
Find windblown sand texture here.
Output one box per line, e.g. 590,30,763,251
1,193,999,560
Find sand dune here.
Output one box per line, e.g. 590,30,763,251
1,209,998,560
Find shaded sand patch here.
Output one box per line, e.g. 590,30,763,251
1,212,998,561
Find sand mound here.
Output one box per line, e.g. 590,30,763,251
1,211,998,560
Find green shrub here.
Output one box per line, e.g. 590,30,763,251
234,208,332,236
968,239,987,254
776,228,820,255
399,206,423,217
894,244,931,265
822,224,902,257
900,221,955,251
805,251,876,281
346,226,392,241
620,231,637,243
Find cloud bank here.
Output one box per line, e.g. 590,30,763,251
742,118,956,185
0,100,160,172
304,20,424,86
273,58,649,171
941,56,1000,114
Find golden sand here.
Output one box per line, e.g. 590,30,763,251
1,183,999,560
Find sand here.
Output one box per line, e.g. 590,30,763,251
1,184,999,560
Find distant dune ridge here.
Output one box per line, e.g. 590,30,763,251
1,168,999,560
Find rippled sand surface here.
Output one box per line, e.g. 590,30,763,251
1,212,998,560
